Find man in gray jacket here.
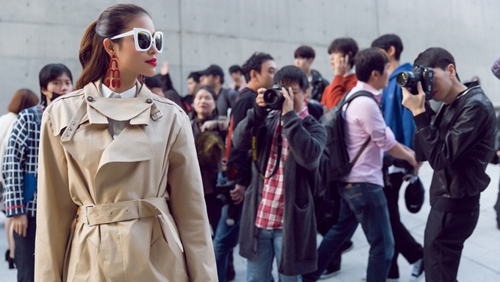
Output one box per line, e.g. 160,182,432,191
233,65,327,281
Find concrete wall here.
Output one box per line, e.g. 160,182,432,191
1,0,500,115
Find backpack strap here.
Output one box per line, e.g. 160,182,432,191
341,90,379,167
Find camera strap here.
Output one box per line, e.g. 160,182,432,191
251,114,283,179
221,116,234,177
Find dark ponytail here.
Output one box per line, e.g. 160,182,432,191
75,4,150,90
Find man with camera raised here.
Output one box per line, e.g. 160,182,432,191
232,65,326,281
400,47,496,282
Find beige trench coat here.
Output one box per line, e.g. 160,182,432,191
34,81,217,282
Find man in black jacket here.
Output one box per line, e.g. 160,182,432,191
401,47,496,282
293,45,329,102
212,52,276,282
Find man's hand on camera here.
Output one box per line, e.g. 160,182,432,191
230,184,245,205
334,54,350,76
401,82,426,116
281,87,294,115
256,88,267,108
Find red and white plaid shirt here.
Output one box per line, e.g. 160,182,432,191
255,106,309,230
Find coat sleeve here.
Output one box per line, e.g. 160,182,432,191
2,115,28,216
35,112,77,282
413,101,491,170
167,114,217,282
282,113,327,170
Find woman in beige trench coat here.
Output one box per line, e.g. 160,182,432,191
34,4,217,282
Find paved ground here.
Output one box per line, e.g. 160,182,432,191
1,162,499,281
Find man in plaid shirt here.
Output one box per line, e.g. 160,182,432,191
2,63,73,282
233,65,327,281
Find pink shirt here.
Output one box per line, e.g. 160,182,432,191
342,81,396,187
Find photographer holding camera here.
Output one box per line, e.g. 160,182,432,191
401,47,496,282
232,65,326,280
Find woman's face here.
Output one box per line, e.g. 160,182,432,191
41,73,73,100
114,14,159,78
193,89,215,118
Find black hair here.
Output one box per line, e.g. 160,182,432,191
273,65,309,92
414,47,459,81
39,63,73,106
241,52,274,83
193,85,217,101
229,65,243,74
188,72,200,83
354,48,389,83
327,37,358,67
371,34,404,61
294,45,316,60
76,4,149,89
144,75,163,89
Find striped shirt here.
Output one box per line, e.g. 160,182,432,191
2,105,44,218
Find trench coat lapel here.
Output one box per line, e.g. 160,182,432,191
88,82,156,170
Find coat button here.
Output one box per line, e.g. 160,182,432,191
87,96,94,102
146,99,152,104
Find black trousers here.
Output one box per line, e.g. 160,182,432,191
316,182,343,271
14,217,36,282
384,173,424,278
204,193,222,236
495,179,500,225
424,208,479,282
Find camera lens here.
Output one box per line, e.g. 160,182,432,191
396,71,420,88
215,194,229,207
263,88,284,110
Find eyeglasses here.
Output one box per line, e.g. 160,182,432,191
111,28,163,53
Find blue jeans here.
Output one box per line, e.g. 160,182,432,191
302,183,394,282
213,204,241,282
247,228,301,282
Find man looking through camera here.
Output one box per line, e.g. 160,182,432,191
233,65,326,281
401,47,496,282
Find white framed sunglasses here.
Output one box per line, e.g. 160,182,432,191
111,28,164,53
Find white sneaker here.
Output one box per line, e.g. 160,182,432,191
409,259,425,282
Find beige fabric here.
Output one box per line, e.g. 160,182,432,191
107,93,128,137
35,80,217,282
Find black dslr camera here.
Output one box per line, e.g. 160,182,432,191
214,177,239,226
263,84,286,110
396,66,434,100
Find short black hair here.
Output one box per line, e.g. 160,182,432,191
294,45,315,60
414,47,457,71
354,48,389,83
193,85,217,101
229,65,243,74
188,72,200,83
144,75,162,89
241,52,274,83
39,63,73,105
273,65,309,92
371,34,404,61
327,38,358,67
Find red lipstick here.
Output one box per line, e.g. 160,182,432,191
146,58,157,66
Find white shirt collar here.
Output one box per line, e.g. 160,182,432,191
101,84,137,99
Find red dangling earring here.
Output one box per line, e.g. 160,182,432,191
105,55,121,88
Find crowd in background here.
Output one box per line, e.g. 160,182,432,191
0,25,499,282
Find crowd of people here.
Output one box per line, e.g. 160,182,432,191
0,3,499,282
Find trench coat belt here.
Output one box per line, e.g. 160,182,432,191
77,197,185,261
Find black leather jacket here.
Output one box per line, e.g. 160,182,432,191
310,69,329,102
413,86,496,211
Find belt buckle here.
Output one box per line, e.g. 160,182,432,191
84,204,96,226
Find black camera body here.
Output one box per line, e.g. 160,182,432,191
263,84,286,110
396,66,434,100
214,177,239,226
